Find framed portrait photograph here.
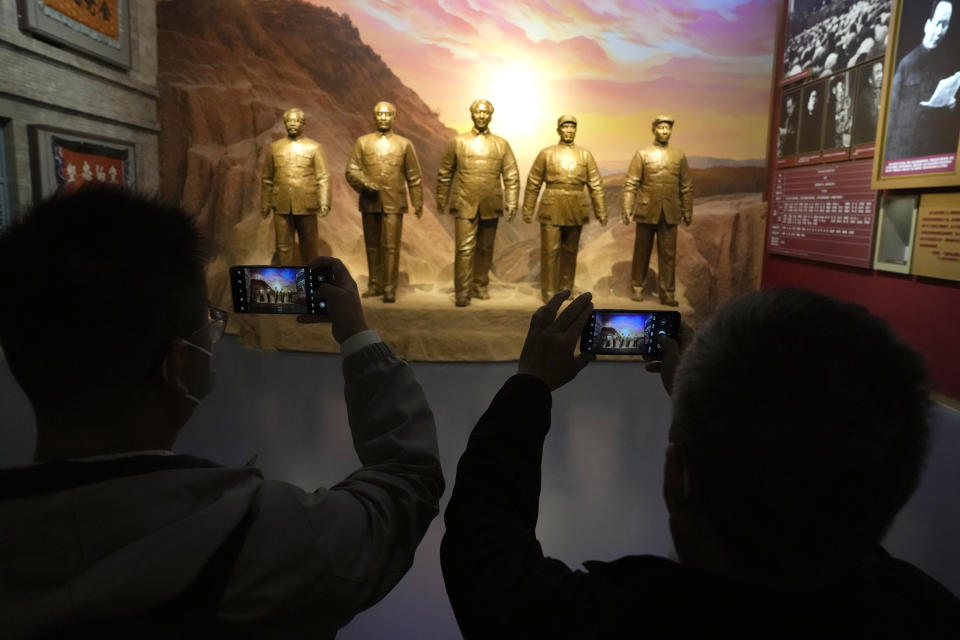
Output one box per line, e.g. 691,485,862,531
852,59,886,149
777,88,801,161
873,194,919,273
28,126,136,200
17,0,131,69
873,0,960,188
797,80,827,160
823,70,854,161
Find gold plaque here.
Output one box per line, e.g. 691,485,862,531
911,193,960,282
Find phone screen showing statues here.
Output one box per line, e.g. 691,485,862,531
581,310,679,356
229,266,327,315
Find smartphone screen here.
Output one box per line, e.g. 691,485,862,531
229,265,329,315
580,309,680,356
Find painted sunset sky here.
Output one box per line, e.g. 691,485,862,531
315,0,779,167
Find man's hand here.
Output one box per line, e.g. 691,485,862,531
320,205,331,218
297,257,370,344
262,206,275,220
644,335,681,396
414,207,423,219
506,206,518,221
517,290,595,391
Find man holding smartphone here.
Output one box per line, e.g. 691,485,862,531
441,288,960,636
0,188,443,636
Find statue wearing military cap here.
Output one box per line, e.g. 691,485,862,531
345,101,424,303
436,99,520,306
522,114,607,302
261,108,331,265
621,114,693,306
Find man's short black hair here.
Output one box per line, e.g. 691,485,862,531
0,187,207,409
670,288,930,570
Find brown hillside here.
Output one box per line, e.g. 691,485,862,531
157,0,457,286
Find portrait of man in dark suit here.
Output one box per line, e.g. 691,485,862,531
853,60,885,145
884,0,960,162
778,90,800,157
799,81,826,154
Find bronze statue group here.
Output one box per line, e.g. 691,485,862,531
261,101,693,307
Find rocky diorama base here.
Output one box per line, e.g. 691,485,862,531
228,280,690,361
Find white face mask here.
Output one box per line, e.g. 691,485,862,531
163,339,216,405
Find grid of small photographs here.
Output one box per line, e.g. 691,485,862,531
777,0,891,165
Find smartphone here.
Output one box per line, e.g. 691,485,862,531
580,309,680,356
229,265,331,315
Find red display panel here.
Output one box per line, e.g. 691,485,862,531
769,159,877,268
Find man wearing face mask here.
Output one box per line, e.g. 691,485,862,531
0,188,444,637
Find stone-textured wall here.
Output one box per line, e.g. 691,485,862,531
0,0,159,223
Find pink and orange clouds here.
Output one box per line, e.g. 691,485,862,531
314,0,779,166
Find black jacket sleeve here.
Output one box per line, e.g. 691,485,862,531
440,374,596,638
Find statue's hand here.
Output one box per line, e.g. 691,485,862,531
506,206,517,221
599,217,608,227
621,213,631,226
682,214,692,226
364,181,380,192
523,212,534,224
320,206,331,218
436,198,446,213
262,206,275,220
414,207,423,219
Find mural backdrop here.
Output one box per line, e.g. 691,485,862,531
156,0,777,339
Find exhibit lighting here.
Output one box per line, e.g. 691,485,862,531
480,62,551,160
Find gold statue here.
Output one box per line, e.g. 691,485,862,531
436,99,520,306
345,101,424,303
621,115,693,306
522,114,607,303
261,108,331,265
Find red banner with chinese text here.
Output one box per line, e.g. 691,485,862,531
43,0,119,39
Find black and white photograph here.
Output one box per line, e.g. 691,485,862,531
882,0,960,164
778,89,802,157
798,80,827,153
852,59,885,145
825,69,854,148
783,0,891,79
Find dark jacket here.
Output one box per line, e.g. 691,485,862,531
441,374,960,639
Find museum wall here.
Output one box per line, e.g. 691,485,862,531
763,0,960,400
155,0,778,357
0,1,160,222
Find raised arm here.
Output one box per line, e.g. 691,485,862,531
441,291,597,638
